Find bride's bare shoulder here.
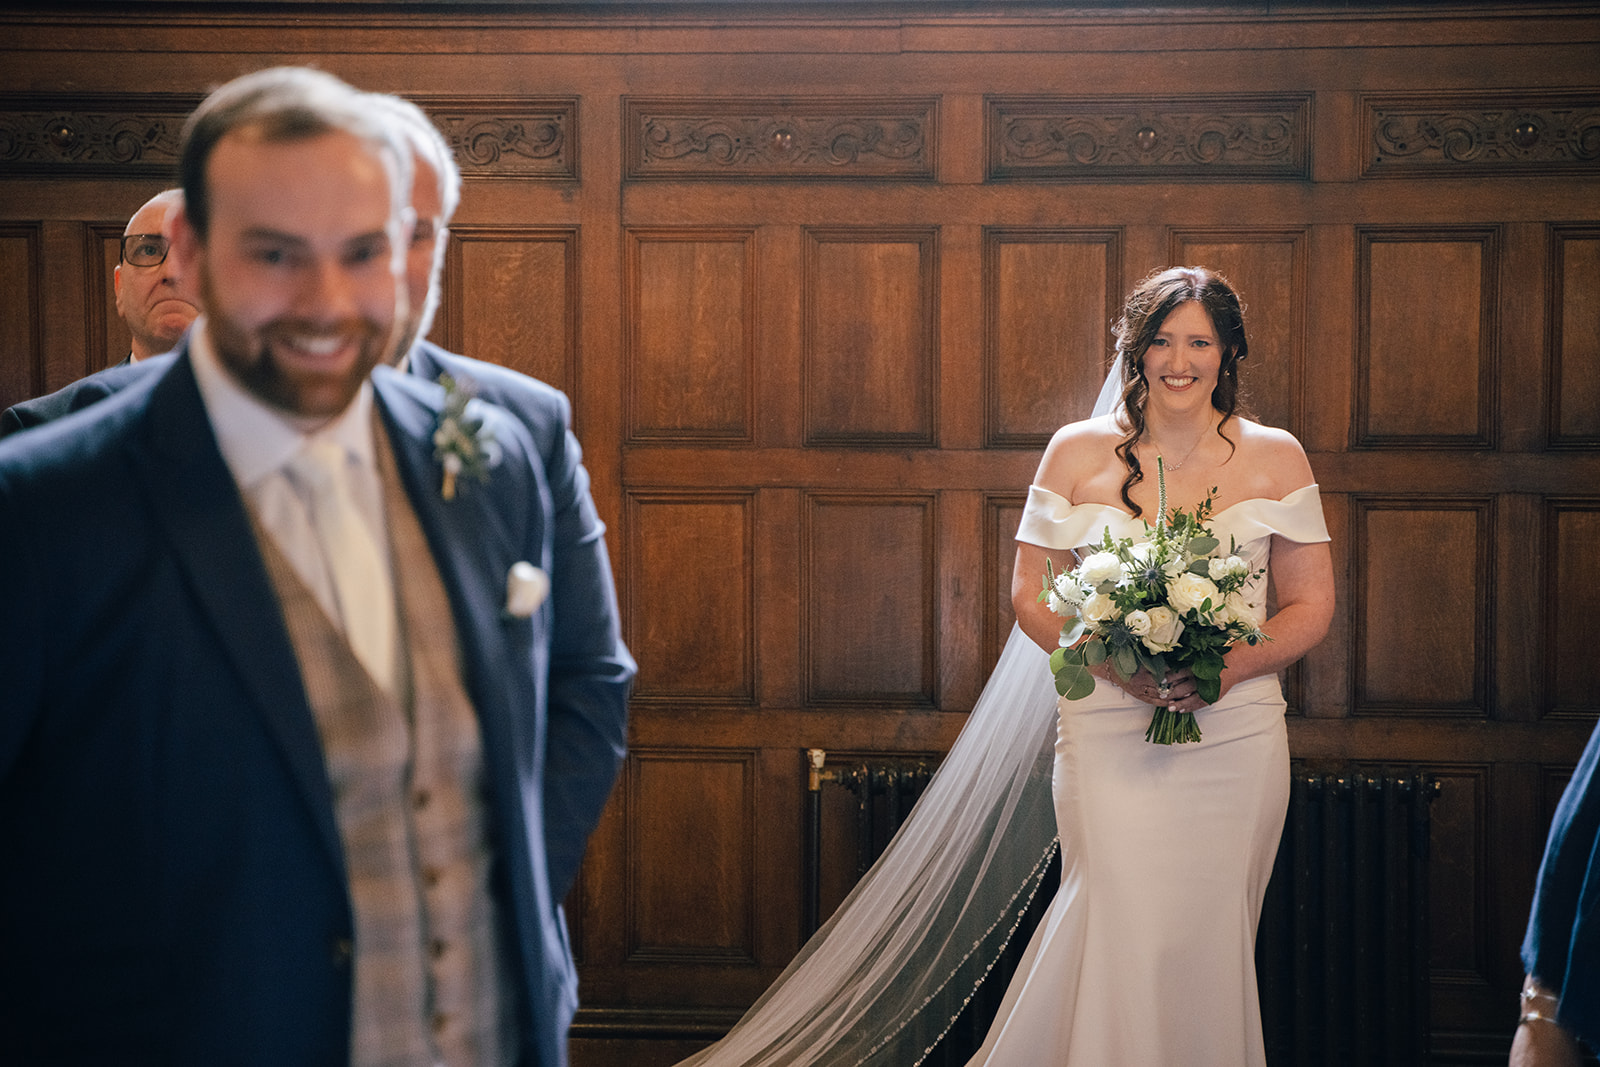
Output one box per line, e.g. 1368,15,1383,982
1047,412,1125,449
1230,417,1314,491
1035,414,1124,491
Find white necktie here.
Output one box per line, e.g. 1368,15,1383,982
286,439,397,691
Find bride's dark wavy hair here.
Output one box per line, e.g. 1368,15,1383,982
1111,266,1251,517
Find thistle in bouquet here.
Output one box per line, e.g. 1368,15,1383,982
1038,458,1270,745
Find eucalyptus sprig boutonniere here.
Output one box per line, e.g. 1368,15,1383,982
432,373,496,501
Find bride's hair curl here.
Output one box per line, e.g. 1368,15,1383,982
1110,265,1252,517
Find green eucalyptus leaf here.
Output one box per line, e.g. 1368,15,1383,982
1112,645,1138,681
1055,658,1097,700
1188,535,1219,555
1084,639,1108,666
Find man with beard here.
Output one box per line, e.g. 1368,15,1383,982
366,91,630,1048
0,188,201,436
0,66,633,1067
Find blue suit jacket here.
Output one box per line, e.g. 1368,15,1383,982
1523,718,1600,1049
0,352,167,438
0,345,633,1067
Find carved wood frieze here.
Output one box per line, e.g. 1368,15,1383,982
986,94,1311,182
0,94,198,178
1365,92,1600,178
0,93,576,180
624,97,936,181
412,96,577,180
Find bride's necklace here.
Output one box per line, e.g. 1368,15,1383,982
1151,423,1210,471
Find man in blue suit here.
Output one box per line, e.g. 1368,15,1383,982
0,66,632,1067
1514,720,1600,1066
0,189,199,437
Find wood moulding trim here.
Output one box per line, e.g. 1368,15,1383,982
0,93,577,181
1363,90,1600,179
1349,494,1496,719
0,222,44,403
623,96,938,182
985,93,1313,183
623,747,760,965
1352,225,1500,451
82,221,124,379
1546,222,1600,450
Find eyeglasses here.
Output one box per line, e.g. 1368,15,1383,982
121,233,169,267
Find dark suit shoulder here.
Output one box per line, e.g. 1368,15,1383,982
406,342,570,431
0,355,172,440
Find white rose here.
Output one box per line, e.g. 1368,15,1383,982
1143,605,1184,652
1078,551,1123,589
1080,592,1119,624
1208,555,1248,581
1224,591,1264,628
1167,572,1221,615
1124,609,1152,637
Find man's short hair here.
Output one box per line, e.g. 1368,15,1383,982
367,93,462,223
178,66,412,239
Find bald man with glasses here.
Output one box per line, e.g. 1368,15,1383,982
0,189,200,437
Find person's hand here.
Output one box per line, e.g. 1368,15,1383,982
1509,977,1583,1067
1096,664,1202,711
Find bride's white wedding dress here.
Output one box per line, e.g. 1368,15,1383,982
967,483,1330,1067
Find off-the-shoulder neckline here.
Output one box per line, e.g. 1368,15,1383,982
1032,483,1319,524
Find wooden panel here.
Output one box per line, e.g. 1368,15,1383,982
1546,501,1600,720
982,229,1120,448
986,94,1312,182
1427,765,1491,988
985,494,1027,674
1549,226,1600,446
625,229,754,443
1354,499,1491,715
626,750,756,962
624,97,937,181
1365,91,1600,178
1170,229,1306,437
625,492,755,704
0,224,41,411
1357,229,1498,449
803,493,936,706
442,227,576,394
86,222,125,374
803,228,937,447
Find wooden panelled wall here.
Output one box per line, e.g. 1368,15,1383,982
3,4,1598,1063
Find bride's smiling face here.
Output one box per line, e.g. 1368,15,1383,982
1143,300,1222,411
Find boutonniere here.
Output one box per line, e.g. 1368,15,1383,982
432,373,497,501
505,561,550,618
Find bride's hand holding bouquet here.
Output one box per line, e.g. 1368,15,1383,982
1039,459,1269,744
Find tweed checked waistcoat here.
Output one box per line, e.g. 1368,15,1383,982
255,421,520,1067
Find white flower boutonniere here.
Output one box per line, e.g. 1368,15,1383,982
505,561,550,618
432,374,497,501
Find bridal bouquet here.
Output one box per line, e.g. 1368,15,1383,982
1039,461,1269,744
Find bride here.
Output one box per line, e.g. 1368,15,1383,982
677,266,1335,1066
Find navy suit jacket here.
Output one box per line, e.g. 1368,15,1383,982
0,345,633,1067
0,352,167,438
1523,718,1600,1048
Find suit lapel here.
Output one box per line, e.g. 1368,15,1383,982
130,348,347,880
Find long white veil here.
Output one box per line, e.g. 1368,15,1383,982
675,356,1125,1067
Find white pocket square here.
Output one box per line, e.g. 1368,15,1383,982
505,562,550,618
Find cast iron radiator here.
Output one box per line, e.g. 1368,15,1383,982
803,751,1439,1066
1256,771,1441,1067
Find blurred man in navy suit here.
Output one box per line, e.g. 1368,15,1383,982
0,66,631,1067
